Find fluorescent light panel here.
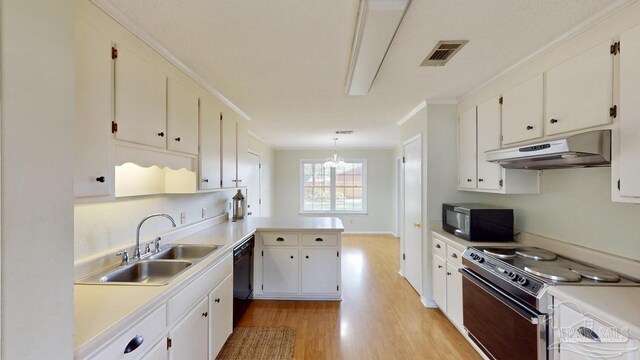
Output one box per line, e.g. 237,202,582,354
346,0,410,96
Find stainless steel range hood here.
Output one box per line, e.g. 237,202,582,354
485,130,611,169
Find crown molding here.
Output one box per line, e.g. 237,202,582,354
460,0,636,101
247,130,273,148
91,0,251,122
396,100,426,126
426,99,459,105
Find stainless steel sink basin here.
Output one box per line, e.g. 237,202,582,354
77,260,192,285
148,244,219,261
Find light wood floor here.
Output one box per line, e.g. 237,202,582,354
238,234,481,359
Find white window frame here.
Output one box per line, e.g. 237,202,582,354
299,159,368,215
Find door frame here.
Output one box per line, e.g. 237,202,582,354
395,156,404,275
247,150,261,216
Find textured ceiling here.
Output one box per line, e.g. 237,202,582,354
105,0,618,149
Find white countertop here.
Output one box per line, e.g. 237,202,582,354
74,216,343,352
548,286,640,340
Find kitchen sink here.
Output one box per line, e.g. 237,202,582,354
148,244,219,261
77,260,192,285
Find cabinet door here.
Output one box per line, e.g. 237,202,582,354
169,298,208,360
141,339,168,360
167,78,199,155
262,248,299,294
75,20,113,199
446,263,463,330
209,274,233,358
236,116,249,186
301,249,338,294
458,107,477,189
114,44,167,148
199,94,222,190
477,96,503,191
502,74,543,144
546,40,613,136
619,25,640,199
221,111,238,188
432,255,447,311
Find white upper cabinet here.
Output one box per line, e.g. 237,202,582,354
236,117,249,186
458,107,477,189
75,20,113,199
199,94,222,190
618,25,640,200
501,74,544,145
546,40,614,136
476,96,503,191
114,44,167,148
167,78,199,155
221,111,238,188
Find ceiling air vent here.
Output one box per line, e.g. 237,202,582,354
420,40,469,67
335,130,354,135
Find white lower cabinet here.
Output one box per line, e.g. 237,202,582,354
169,298,209,360
209,274,233,357
262,248,299,294
301,249,339,294
257,232,342,299
431,232,464,332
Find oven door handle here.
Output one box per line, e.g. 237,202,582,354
459,267,542,325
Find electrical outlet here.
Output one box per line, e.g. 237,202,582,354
201,208,206,218
180,212,186,224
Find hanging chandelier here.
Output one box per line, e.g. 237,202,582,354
324,138,345,168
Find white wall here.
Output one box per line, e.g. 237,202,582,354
274,149,395,233
248,134,275,217
1,0,75,358
459,2,640,261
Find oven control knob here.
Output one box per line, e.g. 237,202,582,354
517,277,528,286
508,272,518,280
477,256,484,263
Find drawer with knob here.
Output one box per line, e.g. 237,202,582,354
86,304,166,360
433,236,447,259
301,234,338,247
262,233,299,246
447,245,463,268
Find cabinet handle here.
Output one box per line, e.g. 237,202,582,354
157,132,165,137
478,178,484,182
174,137,181,142
550,119,558,124
202,312,208,317
451,253,458,259
578,327,600,342
202,178,209,183
305,255,309,259
438,265,443,269
315,237,323,242
435,244,441,249
276,237,284,242
214,298,220,303
447,272,452,276
248,212,253,216
237,179,243,183
124,335,144,354
467,179,472,182
526,125,534,130
96,176,105,183
290,255,294,259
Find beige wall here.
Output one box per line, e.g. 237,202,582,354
1,0,75,357
274,149,395,233
459,2,640,261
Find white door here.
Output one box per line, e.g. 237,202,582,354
431,255,447,310
458,107,477,189
403,136,422,294
446,263,463,330
221,112,237,188
246,152,261,217
262,248,299,294
169,298,208,360
477,96,503,190
619,25,640,199
198,94,222,190
114,44,167,148
501,74,544,144
209,274,233,358
301,249,338,294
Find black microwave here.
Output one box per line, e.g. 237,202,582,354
442,203,514,242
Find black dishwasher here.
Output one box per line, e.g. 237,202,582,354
233,235,254,327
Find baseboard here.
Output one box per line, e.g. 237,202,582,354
421,296,438,308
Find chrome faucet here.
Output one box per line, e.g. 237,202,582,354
135,213,177,260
